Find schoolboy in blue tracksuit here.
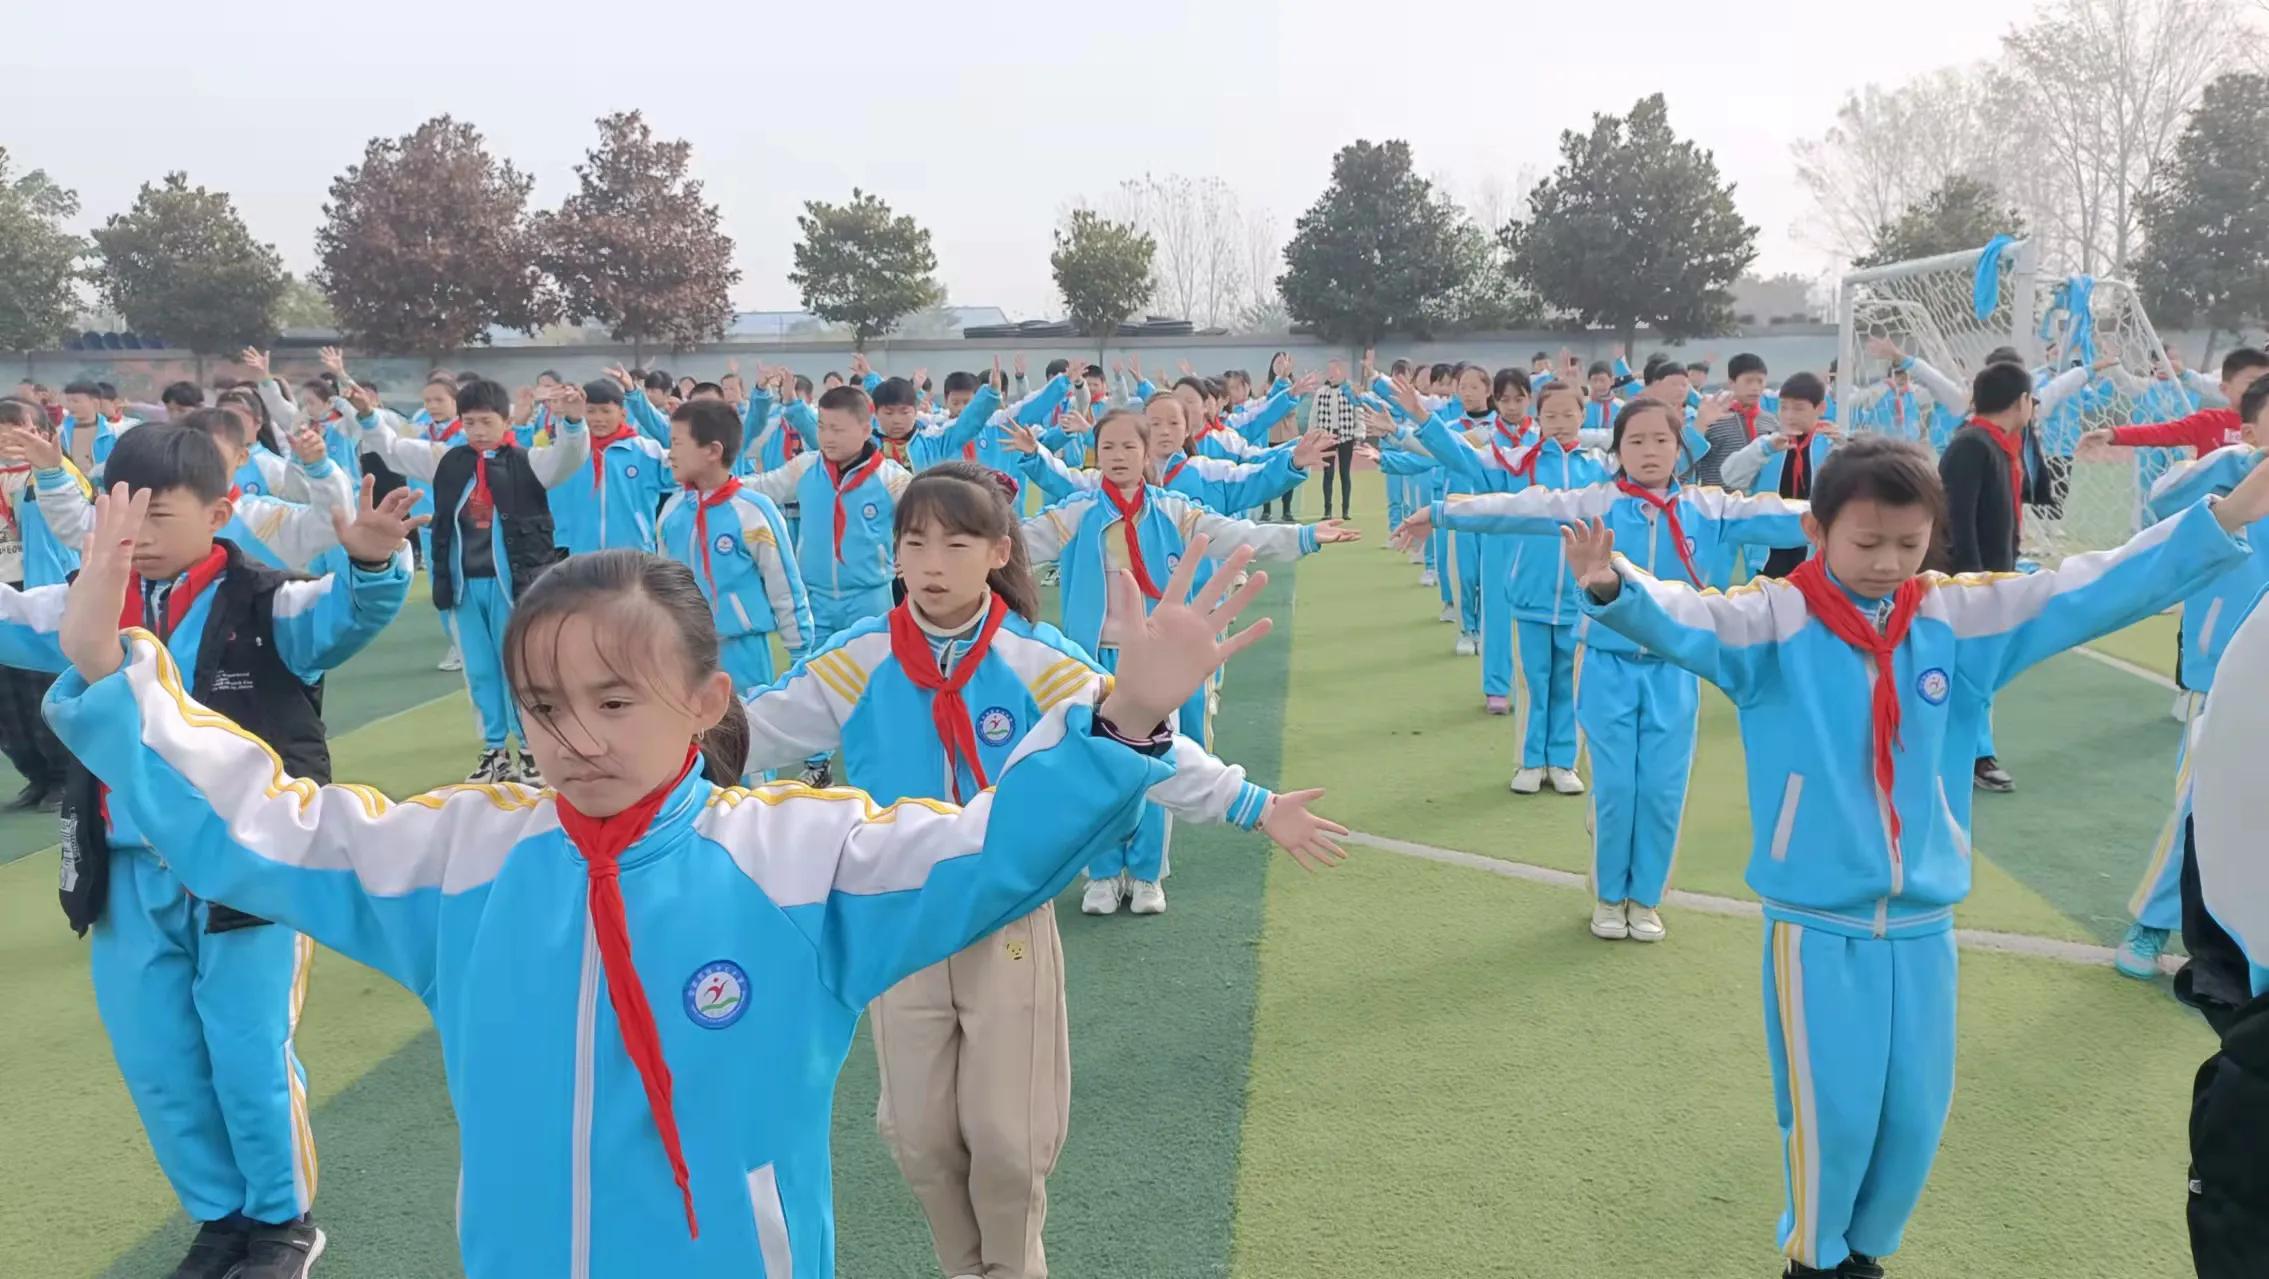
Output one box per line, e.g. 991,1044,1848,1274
2115,414,2269,978
3,422,416,1279
1566,433,2267,1278
1412,400,1810,944
658,401,813,695
359,379,590,785
737,384,914,647
545,380,674,556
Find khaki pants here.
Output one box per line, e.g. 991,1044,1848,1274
873,903,1069,1279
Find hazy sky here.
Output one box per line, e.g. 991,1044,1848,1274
2,0,2046,320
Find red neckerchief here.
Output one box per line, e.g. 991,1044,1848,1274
589,423,639,491
1891,395,1906,430
879,434,913,467
1101,481,1165,600
779,413,803,461
1191,415,1224,444
119,543,229,638
1786,558,1927,858
1614,480,1704,587
1732,400,1761,442
689,478,741,590
553,744,704,1242
1491,420,1532,477
886,594,1011,802
1781,434,1816,495
430,417,463,443
1162,455,1190,488
469,442,512,529
1969,417,2026,536
825,449,887,561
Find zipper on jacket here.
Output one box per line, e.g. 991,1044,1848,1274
569,915,599,1279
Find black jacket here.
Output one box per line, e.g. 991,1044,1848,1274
429,444,561,610
1939,425,2026,573
59,540,331,935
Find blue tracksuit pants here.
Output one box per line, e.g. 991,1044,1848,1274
1516,620,1580,769
1452,530,1482,635
1480,539,1517,698
2131,690,2205,930
1578,649,1697,907
1386,473,1409,535
1084,644,1174,883
451,575,520,750
91,848,315,1226
1762,919,1958,1269
809,584,893,652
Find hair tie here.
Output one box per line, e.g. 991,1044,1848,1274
987,468,1018,501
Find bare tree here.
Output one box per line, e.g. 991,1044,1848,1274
1790,69,2012,261
1236,204,1286,329
1108,173,1253,326
2001,0,2252,273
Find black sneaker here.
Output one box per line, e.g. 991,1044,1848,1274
468,748,512,784
1783,1263,1841,1278
238,1219,326,1279
6,778,52,810
1838,1254,1886,1279
168,1219,250,1279
1973,756,2015,793
799,759,833,789
514,751,545,787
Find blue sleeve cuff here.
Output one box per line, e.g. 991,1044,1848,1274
1298,524,1319,555
1229,782,1270,830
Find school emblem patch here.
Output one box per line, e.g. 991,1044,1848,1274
1916,667,1950,705
862,502,879,520
625,464,639,478
976,705,1016,747
713,532,738,556
684,959,750,1029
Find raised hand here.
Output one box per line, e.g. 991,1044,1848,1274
333,475,429,563
603,365,634,391
1354,442,1381,465
1560,518,1620,599
849,352,871,379
319,346,347,376
1291,428,1332,469
1111,359,1125,378
1096,539,1271,733
1865,336,1905,363
1059,409,1094,435
1125,354,1141,381
912,366,928,390
556,383,588,421
1003,423,1042,455
345,385,378,418
1390,508,1434,552
1695,391,1733,423
3,424,62,471
513,386,537,423
1361,406,1399,439
1014,353,1029,380
1388,375,1428,423
288,427,329,466
1176,359,1195,378
61,483,150,681
1310,519,1362,545
1258,789,1350,872
1290,371,1322,397
726,357,741,377
239,347,271,378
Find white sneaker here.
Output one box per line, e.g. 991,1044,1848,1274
1548,767,1586,795
1509,767,1544,794
1419,568,1438,587
438,643,463,672
1438,603,1458,624
1080,876,1124,916
1127,879,1167,915
1590,899,1629,940
2172,689,2190,722
1454,634,1478,656
1626,904,1667,942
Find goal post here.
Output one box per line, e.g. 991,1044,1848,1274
1835,239,2184,564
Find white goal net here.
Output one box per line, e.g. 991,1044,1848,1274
1836,239,2183,565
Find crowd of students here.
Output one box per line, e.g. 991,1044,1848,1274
3,324,2265,1279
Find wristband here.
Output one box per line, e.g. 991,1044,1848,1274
349,554,395,573
1091,712,1171,756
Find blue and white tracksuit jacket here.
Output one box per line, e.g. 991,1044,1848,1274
3,552,408,1228
57,413,135,481
7,461,90,587
1435,483,1810,905
2125,445,2269,928
1579,499,2245,1269
1720,431,1838,496
1021,486,1315,880
543,420,675,556
38,455,355,576
740,451,913,646
360,417,591,749
45,630,1170,1277
656,485,813,694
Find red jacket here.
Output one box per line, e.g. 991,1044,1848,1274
2110,407,2242,455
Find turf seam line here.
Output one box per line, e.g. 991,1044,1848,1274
2073,644,2179,691
1340,828,2180,973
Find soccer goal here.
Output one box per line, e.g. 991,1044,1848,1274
1835,238,2180,564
